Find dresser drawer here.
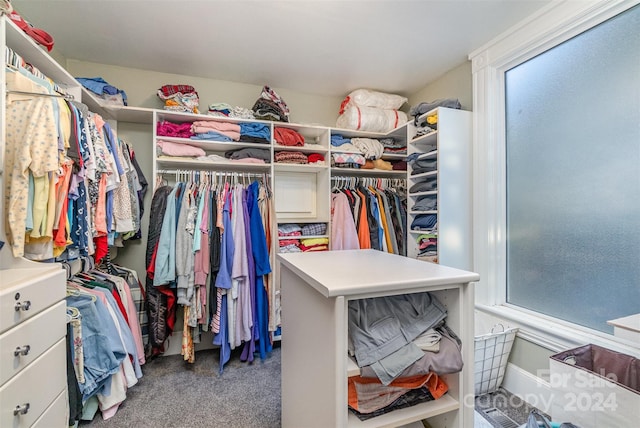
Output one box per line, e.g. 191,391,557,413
0,268,66,334
32,389,69,428
0,301,66,385
0,339,67,428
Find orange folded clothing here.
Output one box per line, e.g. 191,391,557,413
348,372,448,414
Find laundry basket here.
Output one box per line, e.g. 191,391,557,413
474,324,518,395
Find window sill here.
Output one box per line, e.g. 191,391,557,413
475,303,640,358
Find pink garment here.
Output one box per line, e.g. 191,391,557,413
331,192,360,250
279,239,300,247
229,158,265,164
194,190,211,286
191,120,241,140
231,185,251,345
156,120,194,138
121,279,146,365
191,125,240,141
92,113,106,134
157,140,205,157
192,120,241,132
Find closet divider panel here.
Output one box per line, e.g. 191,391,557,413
406,107,472,270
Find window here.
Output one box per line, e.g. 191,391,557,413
470,0,640,349
504,4,640,334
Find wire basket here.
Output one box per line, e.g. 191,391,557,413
474,324,518,395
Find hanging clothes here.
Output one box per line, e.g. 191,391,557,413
3,58,146,261
330,177,407,256
64,262,146,421
145,172,274,373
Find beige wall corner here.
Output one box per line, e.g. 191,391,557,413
407,61,472,112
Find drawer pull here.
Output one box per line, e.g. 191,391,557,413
14,300,31,312
14,345,31,357
13,403,30,416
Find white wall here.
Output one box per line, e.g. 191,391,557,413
408,61,472,112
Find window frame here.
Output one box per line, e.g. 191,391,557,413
469,0,640,357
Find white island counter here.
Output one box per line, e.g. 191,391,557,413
278,249,479,428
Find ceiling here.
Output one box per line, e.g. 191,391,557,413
12,0,550,98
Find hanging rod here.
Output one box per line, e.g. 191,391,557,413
157,169,269,178
6,89,74,101
330,175,406,189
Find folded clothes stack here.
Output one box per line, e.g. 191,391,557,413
157,84,199,114
77,77,128,106
252,85,290,122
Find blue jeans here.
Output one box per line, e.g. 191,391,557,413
66,294,125,401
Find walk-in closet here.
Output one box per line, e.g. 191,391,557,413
5,1,638,428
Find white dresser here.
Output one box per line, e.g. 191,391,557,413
0,264,68,427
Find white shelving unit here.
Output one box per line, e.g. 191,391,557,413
407,107,472,270
278,249,479,428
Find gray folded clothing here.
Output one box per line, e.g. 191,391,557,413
225,147,271,162
409,99,461,119
413,196,437,211
409,179,437,193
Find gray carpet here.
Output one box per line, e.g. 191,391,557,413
80,345,282,428
79,347,535,428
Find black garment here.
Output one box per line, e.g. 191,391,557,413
127,143,148,240
144,185,172,355
239,135,270,144
209,190,221,322
361,187,381,251
225,147,271,162
349,387,435,421
67,323,82,425
386,189,406,256
252,98,288,122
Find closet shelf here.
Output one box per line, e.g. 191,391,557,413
274,143,329,153
107,106,156,123
276,217,332,225
410,131,438,146
330,168,406,178
417,150,438,159
380,153,407,160
347,356,360,377
277,219,330,225
409,190,437,197
157,110,273,125
346,395,460,428
416,108,440,122
155,136,271,151
331,127,388,138
274,163,327,173
410,170,437,180
409,229,438,235
274,123,331,143
409,210,437,215
5,18,77,89
156,157,271,172
278,235,328,240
